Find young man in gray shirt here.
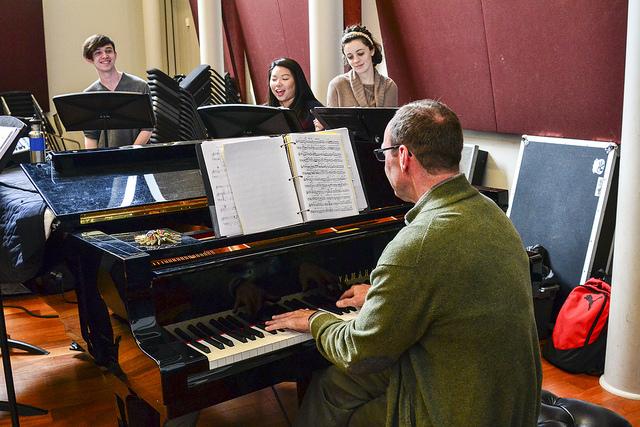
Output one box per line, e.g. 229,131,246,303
81,34,152,149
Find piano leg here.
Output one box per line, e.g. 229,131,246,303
115,388,199,427
163,411,200,427
116,391,160,427
67,253,118,368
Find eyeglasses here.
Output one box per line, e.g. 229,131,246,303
373,145,400,162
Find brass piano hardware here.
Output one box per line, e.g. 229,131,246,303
335,227,359,234
229,244,251,251
79,197,209,225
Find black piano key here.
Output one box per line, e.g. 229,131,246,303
270,304,293,332
222,315,257,339
173,327,210,354
256,304,281,320
196,322,234,347
282,299,305,310
293,298,318,310
173,327,192,342
299,295,322,309
189,339,212,354
209,318,247,343
226,315,264,339
187,324,225,350
301,294,328,307
303,295,347,315
321,306,343,316
186,324,206,339
306,297,343,315
218,317,256,341
237,313,277,335
249,303,288,333
251,321,278,335
197,334,225,350
199,320,229,340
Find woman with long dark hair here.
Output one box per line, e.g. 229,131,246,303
268,57,322,132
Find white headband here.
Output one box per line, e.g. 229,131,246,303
342,31,373,46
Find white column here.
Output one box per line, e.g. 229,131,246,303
309,0,343,104
142,0,167,71
600,0,640,400
361,0,388,76
244,52,256,104
197,0,224,75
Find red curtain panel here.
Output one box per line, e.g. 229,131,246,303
0,0,49,111
377,0,627,142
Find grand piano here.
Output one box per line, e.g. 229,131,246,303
21,141,408,425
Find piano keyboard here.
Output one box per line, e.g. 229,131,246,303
165,294,359,370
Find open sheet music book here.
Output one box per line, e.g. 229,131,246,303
197,128,367,237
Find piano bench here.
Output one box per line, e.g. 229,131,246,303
537,390,631,427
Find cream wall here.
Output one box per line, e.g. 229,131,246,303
463,131,521,190
170,0,201,75
43,0,148,106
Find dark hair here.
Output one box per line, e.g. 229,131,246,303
341,25,383,66
267,57,319,119
82,34,116,60
388,99,463,174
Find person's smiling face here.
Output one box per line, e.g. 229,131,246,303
269,66,296,108
343,39,374,77
88,44,117,72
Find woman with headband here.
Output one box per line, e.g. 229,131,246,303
327,25,398,108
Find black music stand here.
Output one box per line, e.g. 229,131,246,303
312,106,397,144
52,92,155,148
0,116,48,425
197,104,301,138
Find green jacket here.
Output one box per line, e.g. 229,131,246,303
311,175,542,426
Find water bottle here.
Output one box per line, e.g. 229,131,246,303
28,117,45,163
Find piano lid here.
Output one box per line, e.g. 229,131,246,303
21,141,207,228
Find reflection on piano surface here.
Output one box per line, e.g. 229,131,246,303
21,141,409,425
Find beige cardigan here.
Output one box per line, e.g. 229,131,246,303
326,69,398,107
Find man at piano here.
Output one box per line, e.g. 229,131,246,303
81,34,152,149
266,99,542,426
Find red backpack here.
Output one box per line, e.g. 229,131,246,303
542,278,610,375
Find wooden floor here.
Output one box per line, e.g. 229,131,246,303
0,293,639,426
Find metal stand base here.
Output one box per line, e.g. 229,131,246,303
6,339,49,355
0,291,48,425
0,402,48,416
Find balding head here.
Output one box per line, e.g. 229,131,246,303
387,100,463,174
